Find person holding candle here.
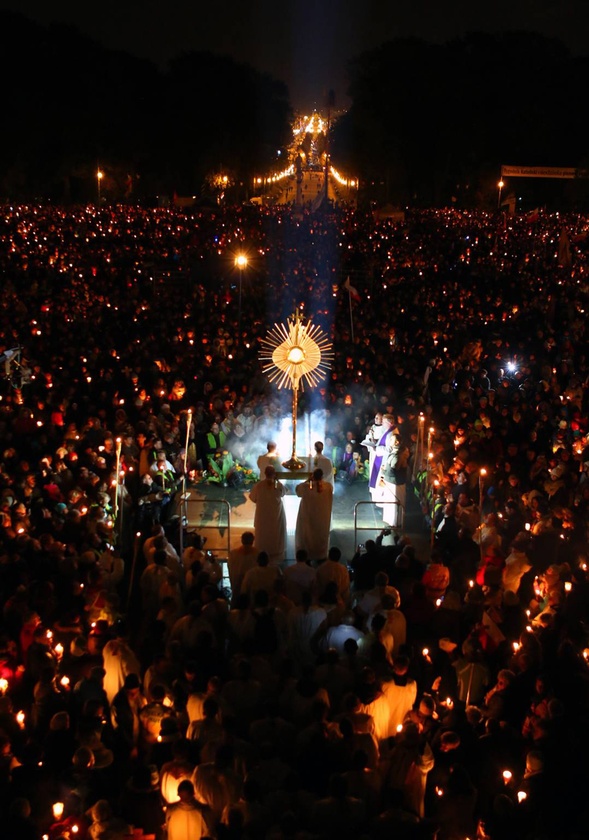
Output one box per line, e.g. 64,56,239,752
484,669,516,723
111,673,146,761
385,720,434,818
149,450,177,523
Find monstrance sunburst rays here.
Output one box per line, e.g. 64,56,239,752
260,310,333,470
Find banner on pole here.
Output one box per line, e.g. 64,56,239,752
500,165,576,179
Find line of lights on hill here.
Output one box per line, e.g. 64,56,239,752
253,164,295,186
330,166,358,189
252,163,358,189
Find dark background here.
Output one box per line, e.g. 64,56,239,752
1,2,589,206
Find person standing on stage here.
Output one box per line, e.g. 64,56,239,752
257,441,280,477
382,433,410,529
368,413,395,503
362,411,383,486
248,465,287,565
295,468,333,562
311,441,334,487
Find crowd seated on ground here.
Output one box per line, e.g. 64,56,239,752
1,203,589,838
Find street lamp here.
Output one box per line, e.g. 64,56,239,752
234,254,248,352
97,169,103,204
478,467,487,564
497,179,504,209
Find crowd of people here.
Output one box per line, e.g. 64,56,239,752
1,202,589,839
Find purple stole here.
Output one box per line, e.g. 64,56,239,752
369,427,392,489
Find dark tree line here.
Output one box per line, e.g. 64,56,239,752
2,12,589,207
0,11,292,201
333,31,589,206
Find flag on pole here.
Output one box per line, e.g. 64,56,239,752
343,276,361,302
526,208,540,223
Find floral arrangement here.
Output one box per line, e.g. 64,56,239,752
201,451,256,487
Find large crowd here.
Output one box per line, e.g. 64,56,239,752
1,202,589,839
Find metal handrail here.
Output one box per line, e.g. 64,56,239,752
353,500,405,548
183,495,232,565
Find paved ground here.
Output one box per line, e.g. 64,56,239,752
182,476,431,564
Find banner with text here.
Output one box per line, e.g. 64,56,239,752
501,165,576,179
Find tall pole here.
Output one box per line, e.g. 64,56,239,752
238,267,242,350
497,179,504,210
348,288,354,342
291,384,299,464
235,255,248,354
478,468,487,566
114,437,122,521
324,89,335,205
413,414,425,482
282,382,305,471
179,409,192,558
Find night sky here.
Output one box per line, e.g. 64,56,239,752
2,0,586,110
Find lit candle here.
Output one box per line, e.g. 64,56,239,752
53,802,64,820
16,711,25,729
60,676,70,688
54,643,64,660
502,770,512,784
0,677,8,694
517,790,527,803
396,724,403,733
564,581,572,593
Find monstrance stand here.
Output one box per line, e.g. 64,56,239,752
260,310,333,471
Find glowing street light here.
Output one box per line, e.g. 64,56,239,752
478,468,488,563
497,179,505,209
97,169,104,204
